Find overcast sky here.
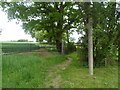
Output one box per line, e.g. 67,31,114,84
0,9,37,42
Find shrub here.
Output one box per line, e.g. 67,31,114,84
64,42,76,54
17,39,28,42
77,47,88,67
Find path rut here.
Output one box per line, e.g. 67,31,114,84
45,58,72,88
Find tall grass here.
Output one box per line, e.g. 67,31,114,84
2,52,67,88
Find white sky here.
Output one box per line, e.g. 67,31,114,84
0,9,36,41
0,9,80,42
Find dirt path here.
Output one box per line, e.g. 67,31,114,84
33,48,53,57
20,48,53,57
45,58,72,88
20,49,72,88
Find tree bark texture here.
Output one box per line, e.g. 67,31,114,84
61,41,64,55
87,18,94,75
56,40,62,53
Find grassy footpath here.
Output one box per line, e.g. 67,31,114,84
2,51,118,88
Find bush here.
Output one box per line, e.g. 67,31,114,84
17,39,28,42
77,47,88,67
64,42,76,54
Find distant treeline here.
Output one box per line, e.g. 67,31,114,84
10,39,34,42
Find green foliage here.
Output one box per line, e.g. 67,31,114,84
64,42,76,54
92,25,118,67
34,31,47,42
0,2,80,52
77,2,118,67
77,47,88,67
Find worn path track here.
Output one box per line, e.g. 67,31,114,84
33,48,53,57
45,58,72,88
20,48,72,88
20,48,53,57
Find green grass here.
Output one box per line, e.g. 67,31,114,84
2,51,118,88
60,65,118,88
2,52,67,88
59,53,118,88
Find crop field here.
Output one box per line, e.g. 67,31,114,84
2,43,40,53
1,42,56,54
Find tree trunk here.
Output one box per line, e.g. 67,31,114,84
61,41,64,55
118,47,120,64
66,30,70,43
118,32,120,64
56,40,62,53
55,2,64,54
87,18,94,75
117,33,120,65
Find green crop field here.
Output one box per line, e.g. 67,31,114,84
0,41,38,43
1,42,56,53
2,43,40,53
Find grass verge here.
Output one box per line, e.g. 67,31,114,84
2,52,67,88
59,52,118,88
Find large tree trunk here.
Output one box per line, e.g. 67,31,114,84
87,18,94,75
83,2,94,75
55,2,64,54
56,39,62,53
